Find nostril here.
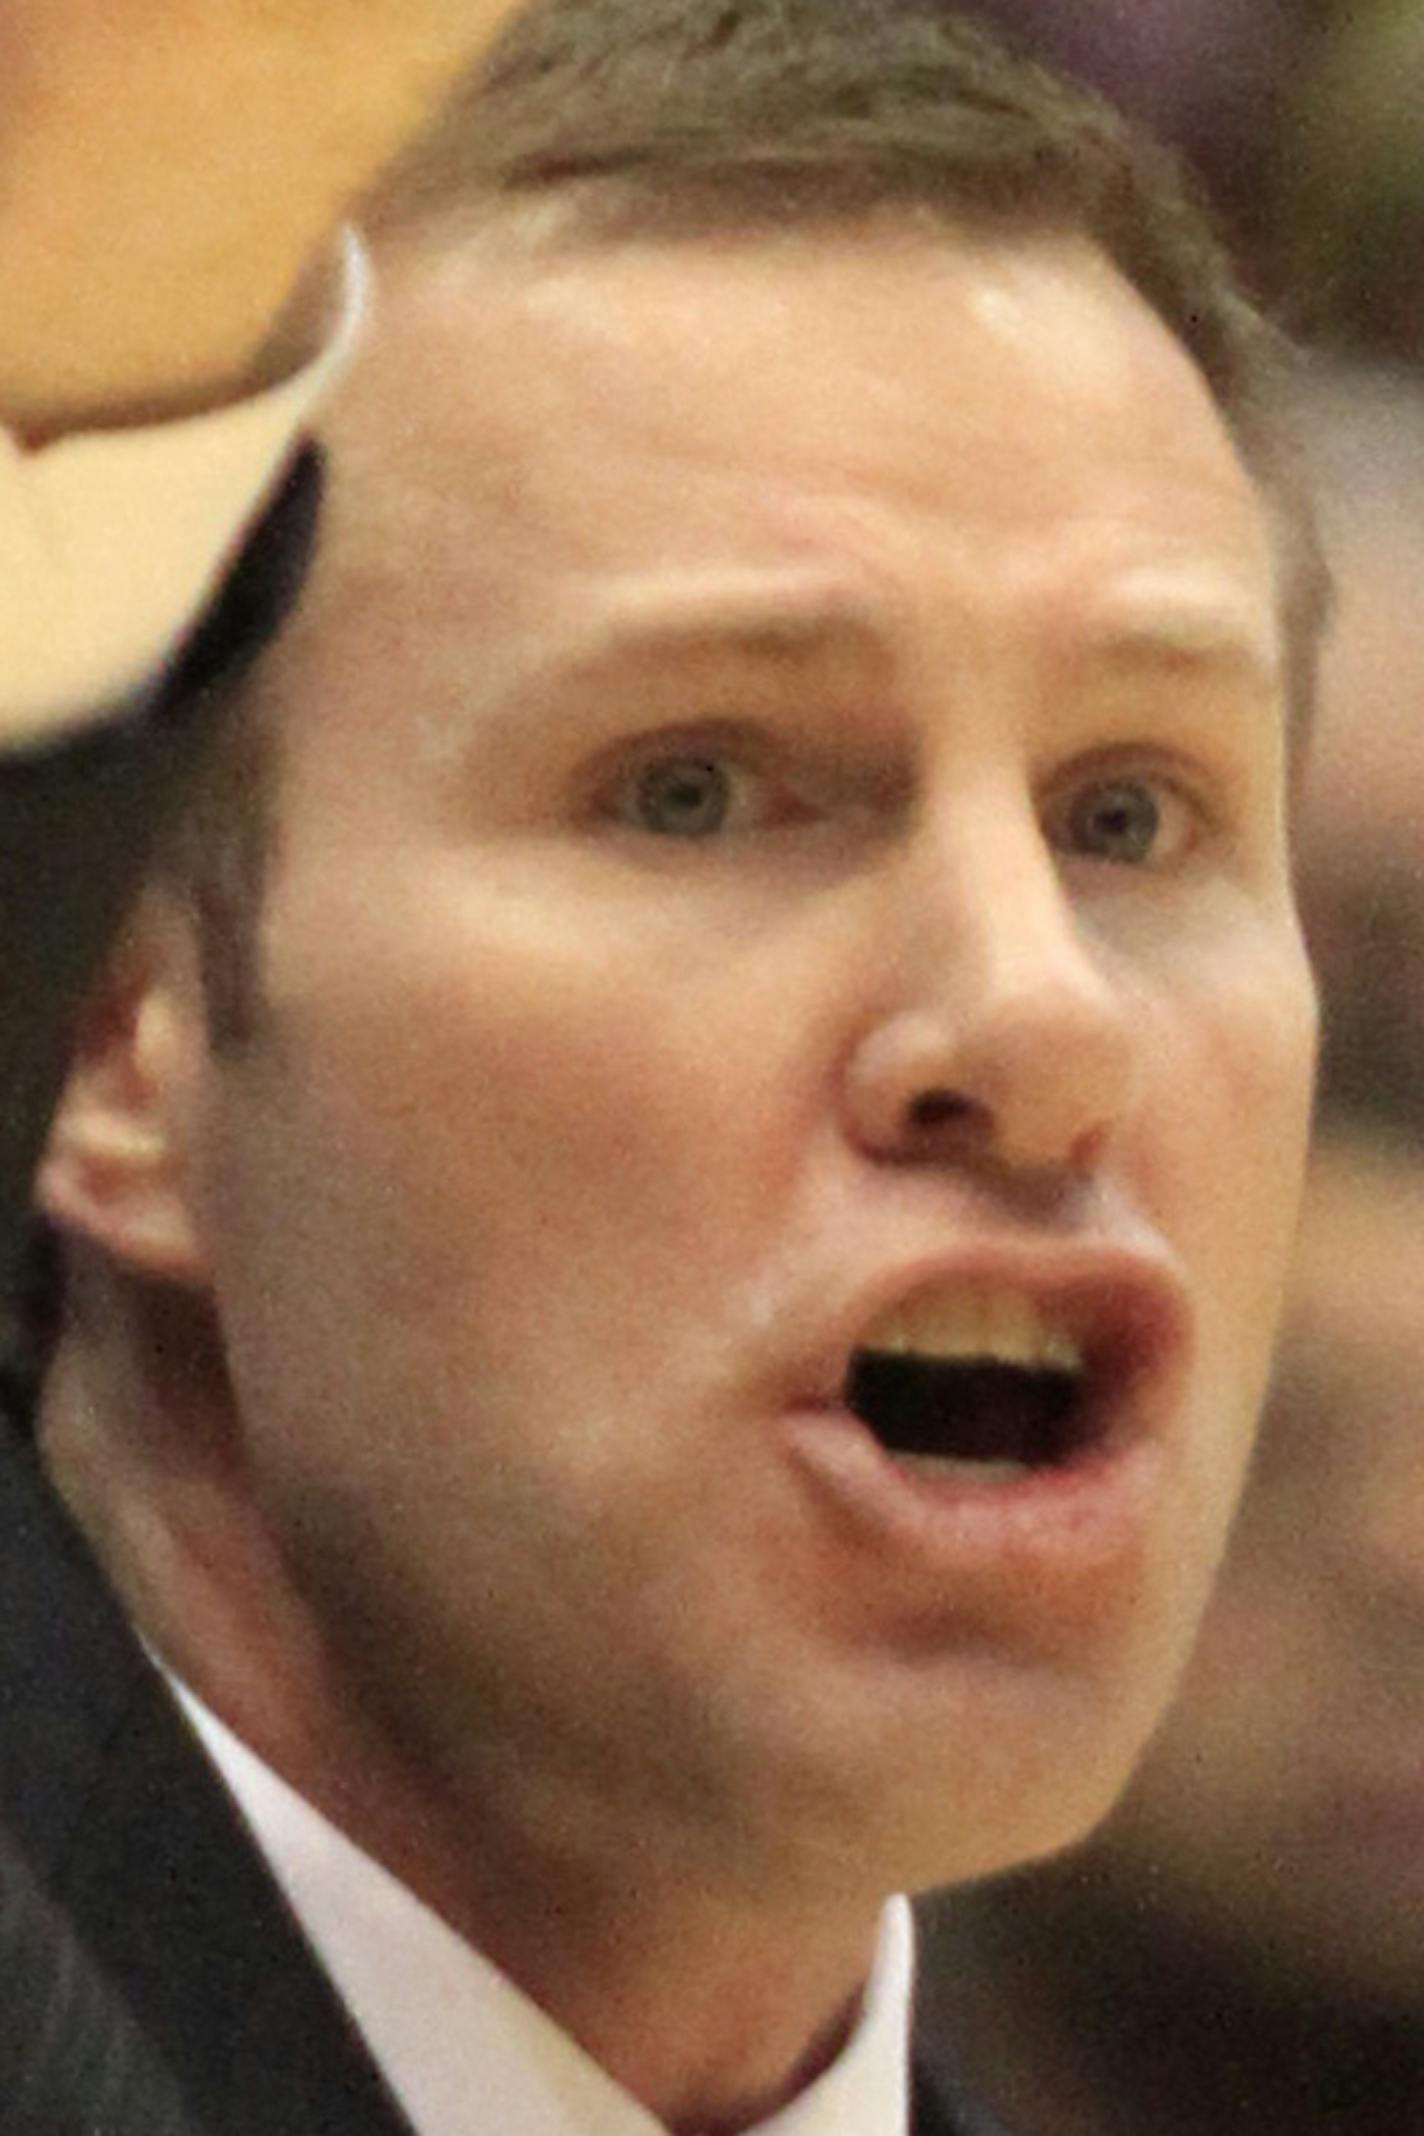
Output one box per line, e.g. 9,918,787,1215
1067,1123,1112,1176
908,1089,977,1134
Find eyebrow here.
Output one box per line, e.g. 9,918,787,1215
561,571,1282,676
1075,579,1284,694
442,572,906,772
535,571,902,681
466,568,1284,773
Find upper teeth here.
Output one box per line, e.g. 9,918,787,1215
857,1287,1081,1374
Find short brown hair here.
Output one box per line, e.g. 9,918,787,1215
377,0,1318,564
179,0,1330,1039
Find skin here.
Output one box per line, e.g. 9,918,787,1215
39,209,1317,2132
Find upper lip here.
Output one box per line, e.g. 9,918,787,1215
793,1239,1193,1449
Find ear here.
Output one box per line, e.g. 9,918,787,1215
37,894,212,1286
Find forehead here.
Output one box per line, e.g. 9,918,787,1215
283,207,1280,735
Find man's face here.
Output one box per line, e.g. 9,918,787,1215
1087,1142,1424,2004
162,212,1315,1904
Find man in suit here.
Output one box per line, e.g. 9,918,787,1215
6,3,1327,2131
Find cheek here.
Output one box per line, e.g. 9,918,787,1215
1116,919,1315,1617
243,866,827,1389
1132,916,1316,1337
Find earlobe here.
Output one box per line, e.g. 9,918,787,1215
37,910,211,1287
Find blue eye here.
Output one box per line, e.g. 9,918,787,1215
629,755,736,838
1061,779,1166,866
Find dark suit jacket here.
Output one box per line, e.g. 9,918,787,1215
0,443,973,2136
0,1423,414,2135
0,447,329,2136
0,1823,194,2136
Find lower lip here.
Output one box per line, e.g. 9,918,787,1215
781,1401,1164,1614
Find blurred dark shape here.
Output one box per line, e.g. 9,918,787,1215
1293,370,1424,1135
1270,0,1424,358
967,0,1303,245
0,1821,197,2134
967,2,1424,363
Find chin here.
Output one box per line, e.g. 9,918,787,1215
748,1671,1157,1908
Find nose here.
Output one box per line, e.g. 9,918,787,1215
842,803,1136,1178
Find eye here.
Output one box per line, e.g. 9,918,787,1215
610,746,793,841
594,728,895,847
1049,775,1195,869
628,755,737,838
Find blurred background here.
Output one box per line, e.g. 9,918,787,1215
968,0,1424,362
916,7,1424,2133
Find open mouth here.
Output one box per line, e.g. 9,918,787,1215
847,1354,1082,1475
842,1288,1093,1482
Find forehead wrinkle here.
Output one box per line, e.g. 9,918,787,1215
380,567,910,779
472,568,906,727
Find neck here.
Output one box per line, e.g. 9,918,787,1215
920,1868,1424,2136
40,1301,885,2135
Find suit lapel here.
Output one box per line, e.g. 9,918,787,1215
0,1426,411,2136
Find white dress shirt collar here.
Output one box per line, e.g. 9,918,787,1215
172,1683,914,2136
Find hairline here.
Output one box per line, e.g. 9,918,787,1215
388,172,1324,701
